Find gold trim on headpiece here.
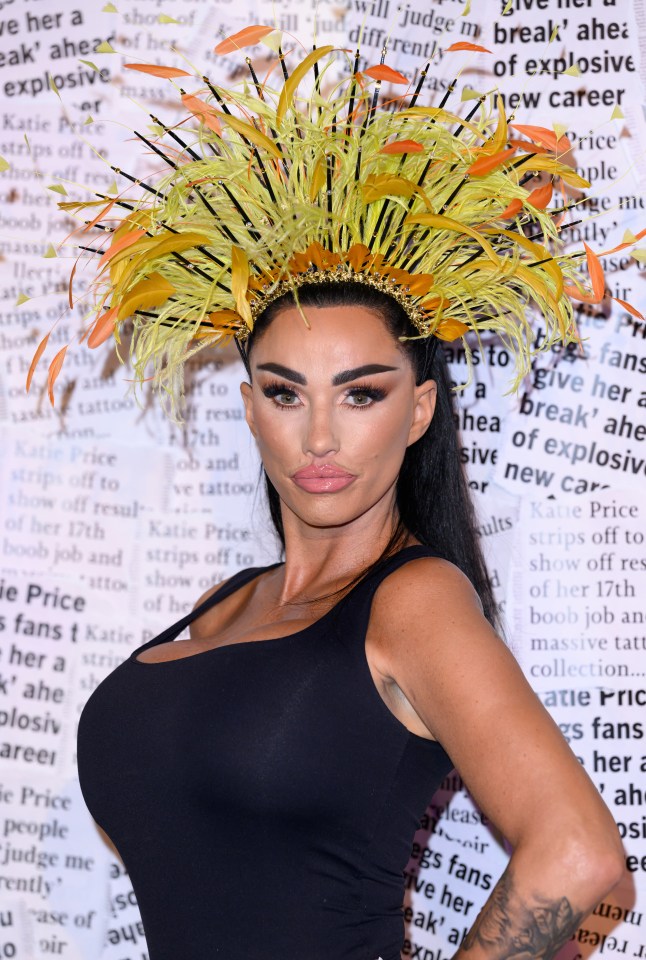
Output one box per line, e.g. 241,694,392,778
243,241,463,342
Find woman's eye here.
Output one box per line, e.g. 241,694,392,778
346,387,385,407
261,383,301,407
276,392,299,405
260,382,385,409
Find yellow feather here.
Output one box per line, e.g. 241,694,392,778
309,157,327,201
405,213,500,264
112,232,211,289
515,155,591,188
276,46,335,128
213,111,283,159
362,174,418,203
231,245,253,329
117,273,176,322
486,228,564,298
478,260,559,314
485,95,508,156
433,318,469,341
397,107,483,138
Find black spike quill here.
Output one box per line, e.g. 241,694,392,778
202,74,279,203
277,44,289,83
110,165,166,201
242,57,281,148
325,153,335,250
135,130,179,170
216,179,262,241
90,195,231,291
384,94,488,264
150,114,201,162
134,129,259,243
370,63,435,247
344,48,361,147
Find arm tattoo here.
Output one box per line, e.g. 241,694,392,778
462,867,584,960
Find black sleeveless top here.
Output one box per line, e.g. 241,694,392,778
77,545,454,960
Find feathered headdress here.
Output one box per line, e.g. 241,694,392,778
28,26,644,417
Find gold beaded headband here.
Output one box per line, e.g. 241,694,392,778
244,241,457,340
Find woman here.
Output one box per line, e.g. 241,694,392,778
78,280,624,960
59,30,630,960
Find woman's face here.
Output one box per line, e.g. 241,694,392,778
240,303,436,536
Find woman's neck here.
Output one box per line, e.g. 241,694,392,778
273,509,415,606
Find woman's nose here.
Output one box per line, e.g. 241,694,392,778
302,404,340,458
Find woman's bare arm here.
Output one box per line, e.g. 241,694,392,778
370,557,625,960
459,863,583,960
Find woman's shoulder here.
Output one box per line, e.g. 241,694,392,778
369,552,490,650
187,561,281,640
367,553,510,719
378,552,481,609
191,574,234,610
188,566,271,639
188,575,235,640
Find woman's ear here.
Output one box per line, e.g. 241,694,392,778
240,381,257,439
408,379,437,447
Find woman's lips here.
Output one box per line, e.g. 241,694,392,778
291,464,356,493
292,475,356,493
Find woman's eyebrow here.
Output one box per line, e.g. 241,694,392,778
255,362,399,385
332,364,400,385
256,362,306,384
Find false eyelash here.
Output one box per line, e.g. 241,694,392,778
345,384,387,405
260,380,387,410
260,380,298,399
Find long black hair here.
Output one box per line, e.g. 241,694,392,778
238,281,499,629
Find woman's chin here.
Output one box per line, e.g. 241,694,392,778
277,488,388,533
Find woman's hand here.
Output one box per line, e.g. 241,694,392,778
369,557,625,960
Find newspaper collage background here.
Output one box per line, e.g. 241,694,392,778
0,0,645,956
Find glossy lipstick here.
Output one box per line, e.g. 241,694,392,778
292,463,356,494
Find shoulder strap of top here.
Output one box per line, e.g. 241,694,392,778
144,562,283,647
331,543,445,627
139,545,441,652
363,543,444,584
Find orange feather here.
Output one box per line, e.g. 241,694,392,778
526,181,553,209
596,227,646,256
584,242,605,302
123,63,191,78
97,228,147,273
467,146,517,177
214,25,275,54
613,298,644,320
499,199,523,219
510,124,571,154
380,139,424,155
363,64,410,85
47,346,68,406
181,94,222,136
88,307,118,348
26,331,50,393
446,42,492,53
